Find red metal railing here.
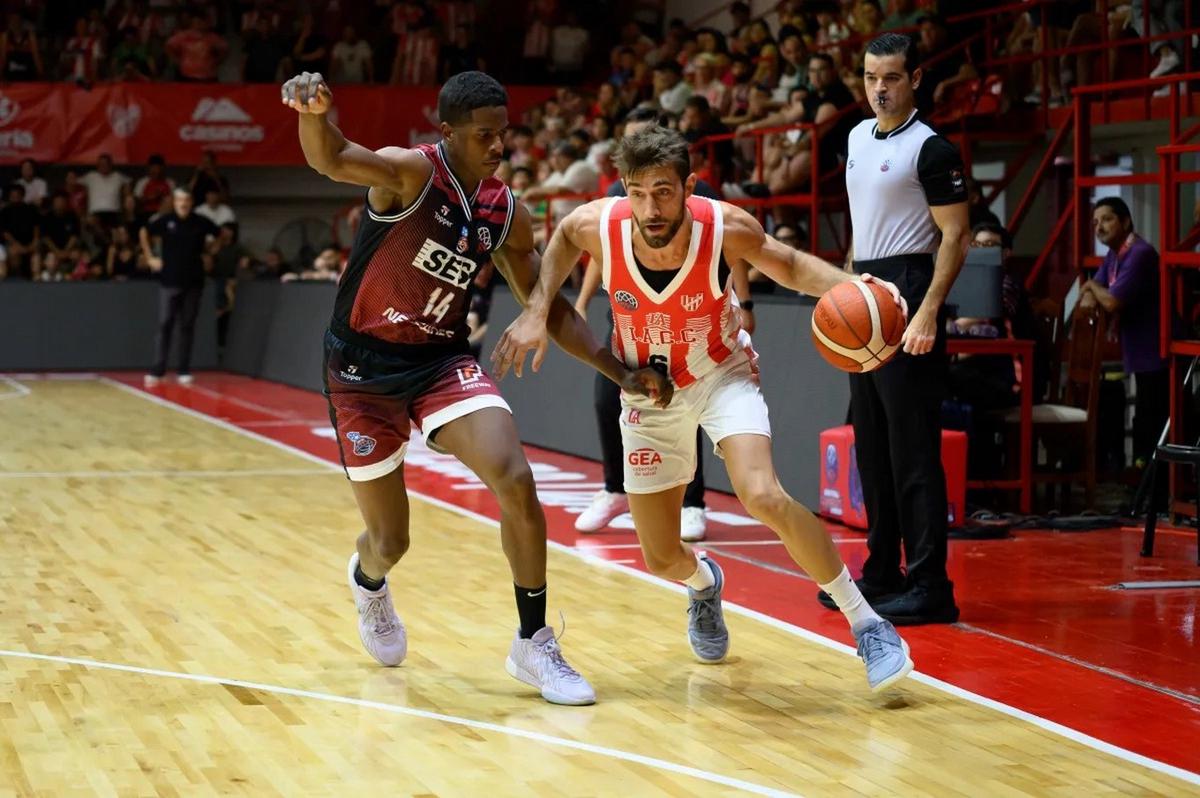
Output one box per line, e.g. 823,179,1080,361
1022,71,1200,293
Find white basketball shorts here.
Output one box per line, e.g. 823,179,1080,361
619,350,771,494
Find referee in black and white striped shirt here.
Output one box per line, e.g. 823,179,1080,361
818,33,970,624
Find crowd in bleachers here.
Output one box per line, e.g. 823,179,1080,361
0,151,319,283
1,0,484,86
1,0,1194,287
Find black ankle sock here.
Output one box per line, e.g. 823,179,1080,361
515,583,547,639
354,562,385,592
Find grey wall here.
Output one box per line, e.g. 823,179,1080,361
0,282,849,505
0,282,218,371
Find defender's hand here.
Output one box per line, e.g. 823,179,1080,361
860,272,909,320
491,311,550,379
621,367,674,409
281,72,332,114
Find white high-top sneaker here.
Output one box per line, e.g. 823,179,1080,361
680,506,707,542
346,553,407,666
506,625,596,705
574,490,629,532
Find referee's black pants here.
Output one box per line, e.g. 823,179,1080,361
596,310,706,507
849,254,951,589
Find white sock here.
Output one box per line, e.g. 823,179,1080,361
819,566,882,629
683,554,716,591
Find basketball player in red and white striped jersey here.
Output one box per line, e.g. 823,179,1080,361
495,126,915,693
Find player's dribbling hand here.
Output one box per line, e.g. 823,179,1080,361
491,311,550,379
860,273,908,320
622,367,674,409
281,72,332,115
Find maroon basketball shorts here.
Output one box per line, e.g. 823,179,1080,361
323,330,509,481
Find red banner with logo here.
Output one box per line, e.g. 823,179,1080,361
0,83,555,166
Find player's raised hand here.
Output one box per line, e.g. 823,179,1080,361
491,311,550,379
281,72,332,114
621,367,674,409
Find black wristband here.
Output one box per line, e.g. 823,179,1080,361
740,300,755,311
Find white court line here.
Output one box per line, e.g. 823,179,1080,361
0,648,797,798
0,372,99,381
96,377,1200,787
0,377,31,401
0,468,333,480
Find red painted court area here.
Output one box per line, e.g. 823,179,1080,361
113,371,1200,776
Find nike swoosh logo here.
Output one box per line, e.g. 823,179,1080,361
526,589,546,598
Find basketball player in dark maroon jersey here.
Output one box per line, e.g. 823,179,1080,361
282,70,670,705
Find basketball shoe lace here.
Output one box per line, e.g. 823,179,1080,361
688,593,721,635
535,616,585,684
362,593,398,637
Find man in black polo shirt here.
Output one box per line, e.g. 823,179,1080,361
139,188,219,386
816,33,970,624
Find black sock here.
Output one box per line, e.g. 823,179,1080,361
354,562,385,592
515,583,547,639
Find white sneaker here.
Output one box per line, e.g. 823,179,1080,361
681,506,707,542
346,553,406,666
143,374,161,387
177,374,194,385
1150,47,1180,78
574,490,628,532
506,625,595,705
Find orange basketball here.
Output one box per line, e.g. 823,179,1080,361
810,280,906,372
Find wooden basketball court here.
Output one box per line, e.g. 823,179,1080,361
1,375,1196,796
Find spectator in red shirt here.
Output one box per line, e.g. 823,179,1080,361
63,170,88,218
133,154,174,218
166,12,228,82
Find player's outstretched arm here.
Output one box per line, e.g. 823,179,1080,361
282,72,427,203
721,203,907,316
490,202,672,407
490,201,591,369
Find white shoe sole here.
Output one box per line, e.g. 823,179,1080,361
505,656,596,705
681,530,706,542
869,639,914,693
574,508,628,533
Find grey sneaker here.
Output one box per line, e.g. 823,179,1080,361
853,618,913,692
686,556,729,663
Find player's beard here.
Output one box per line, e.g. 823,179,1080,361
636,211,685,249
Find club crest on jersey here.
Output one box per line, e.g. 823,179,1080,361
680,292,704,312
457,226,469,254
476,226,492,252
346,431,377,456
412,238,478,288
613,290,639,311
